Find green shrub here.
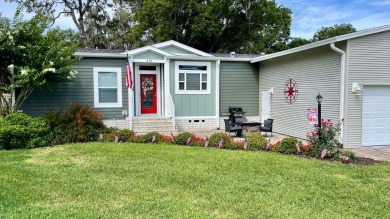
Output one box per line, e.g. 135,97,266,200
340,150,355,160
174,132,193,145
245,134,267,150
143,131,161,143
279,137,299,154
118,129,134,142
44,103,106,144
209,132,232,148
0,113,50,149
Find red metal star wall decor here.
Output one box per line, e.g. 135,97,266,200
284,79,298,104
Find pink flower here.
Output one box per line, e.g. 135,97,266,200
327,118,331,122
323,130,327,135
342,118,344,122
311,132,316,136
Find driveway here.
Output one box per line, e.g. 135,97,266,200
350,147,390,161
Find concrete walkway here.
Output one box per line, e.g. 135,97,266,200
350,147,390,161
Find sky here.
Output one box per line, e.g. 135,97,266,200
1,0,390,39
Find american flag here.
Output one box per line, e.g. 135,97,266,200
218,137,223,148
266,138,271,150
126,61,134,90
204,136,209,148
115,132,119,142
321,148,327,158
295,142,301,153
243,138,248,150
187,136,191,145
171,132,174,142
152,135,156,143
99,132,103,140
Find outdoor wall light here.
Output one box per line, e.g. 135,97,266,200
352,83,362,95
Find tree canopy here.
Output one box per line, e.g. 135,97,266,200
130,0,292,54
313,23,357,41
0,11,79,115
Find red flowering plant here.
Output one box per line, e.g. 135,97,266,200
307,118,344,158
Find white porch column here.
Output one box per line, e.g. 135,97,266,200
164,59,171,116
216,60,220,129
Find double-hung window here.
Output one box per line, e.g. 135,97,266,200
175,61,211,94
93,67,122,108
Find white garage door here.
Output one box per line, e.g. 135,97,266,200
362,86,390,146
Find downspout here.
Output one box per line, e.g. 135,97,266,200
330,43,345,143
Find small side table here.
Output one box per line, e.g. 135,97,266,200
241,122,261,136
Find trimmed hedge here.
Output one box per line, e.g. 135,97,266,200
0,113,50,149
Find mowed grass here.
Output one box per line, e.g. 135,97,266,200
0,143,390,218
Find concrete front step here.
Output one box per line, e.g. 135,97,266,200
132,117,178,134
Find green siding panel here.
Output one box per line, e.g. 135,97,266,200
20,58,129,120
133,51,165,60
220,62,259,116
161,46,196,55
170,60,216,116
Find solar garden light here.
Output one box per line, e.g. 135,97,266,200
316,93,323,136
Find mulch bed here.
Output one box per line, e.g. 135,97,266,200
293,154,379,165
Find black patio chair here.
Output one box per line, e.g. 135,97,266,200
260,119,273,136
224,119,242,137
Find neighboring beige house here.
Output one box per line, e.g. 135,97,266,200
252,25,390,148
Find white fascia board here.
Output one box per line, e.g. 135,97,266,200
251,24,390,63
167,56,219,61
336,24,390,41
74,52,126,58
166,56,252,62
153,40,214,57
250,38,337,63
123,46,173,57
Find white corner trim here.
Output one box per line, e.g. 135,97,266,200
174,61,211,95
216,60,220,129
93,67,123,108
153,40,214,57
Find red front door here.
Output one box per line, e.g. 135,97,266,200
140,74,157,114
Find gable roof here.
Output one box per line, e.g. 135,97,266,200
153,40,213,57
251,24,390,63
123,45,173,57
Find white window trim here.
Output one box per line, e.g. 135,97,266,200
93,67,122,108
175,61,211,94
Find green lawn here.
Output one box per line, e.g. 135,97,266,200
0,143,389,218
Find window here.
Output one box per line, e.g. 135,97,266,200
175,61,211,94
93,67,122,108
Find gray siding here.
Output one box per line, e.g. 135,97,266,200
220,62,259,116
170,60,216,117
346,30,390,148
259,45,342,139
21,58,129,120
133,51,165,60
161,45,197,55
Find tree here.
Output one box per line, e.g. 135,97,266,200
313,23,356,41
0,12,79,115
84,1,134,49
287,37,311,49
129,0,292,54
5,0,108,47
